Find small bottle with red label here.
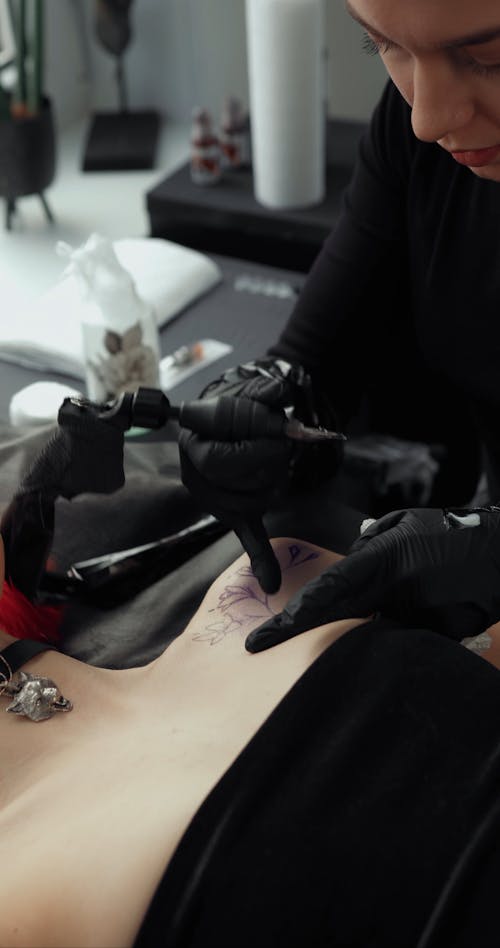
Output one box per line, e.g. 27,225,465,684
219,96,251,170
190,107,222,186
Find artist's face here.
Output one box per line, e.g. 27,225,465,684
346,0,500,181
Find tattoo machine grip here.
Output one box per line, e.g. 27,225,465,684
173,396,285,440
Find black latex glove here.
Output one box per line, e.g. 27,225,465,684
179,361,295,594
1,397,125,598
245,506,500,652
179,357,343,594
179,357,344,594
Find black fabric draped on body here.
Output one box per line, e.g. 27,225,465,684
134,609,500,947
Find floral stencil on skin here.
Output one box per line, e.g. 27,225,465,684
193,544,320,646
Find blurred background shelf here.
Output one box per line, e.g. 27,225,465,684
146,118,366,272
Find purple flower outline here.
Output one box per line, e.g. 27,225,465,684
194,543,320,645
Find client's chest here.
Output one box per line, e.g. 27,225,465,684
1,704,239,947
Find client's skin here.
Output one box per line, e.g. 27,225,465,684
0,535,366,948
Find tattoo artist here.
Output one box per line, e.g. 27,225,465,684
179,0,500,652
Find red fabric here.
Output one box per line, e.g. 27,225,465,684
0,581,63,644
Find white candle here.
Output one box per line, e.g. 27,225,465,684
245,0,326,210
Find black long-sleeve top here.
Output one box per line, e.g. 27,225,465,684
269,78,500,499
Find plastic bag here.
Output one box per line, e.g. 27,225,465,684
56,233,161,401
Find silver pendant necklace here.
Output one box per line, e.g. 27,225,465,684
1,670,73,722
0,645,73,722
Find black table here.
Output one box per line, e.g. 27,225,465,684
146,119,367,273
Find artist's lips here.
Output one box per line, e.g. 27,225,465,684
451,145,500,167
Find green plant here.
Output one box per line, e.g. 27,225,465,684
2,0,44,118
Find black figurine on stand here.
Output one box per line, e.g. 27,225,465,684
81,0,160,171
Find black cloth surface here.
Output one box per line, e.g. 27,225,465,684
134,618,500,948
268,77,499,505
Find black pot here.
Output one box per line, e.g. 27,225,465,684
0,96,56,199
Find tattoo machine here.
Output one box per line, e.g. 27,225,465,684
68,386,347,443
37,389,345,604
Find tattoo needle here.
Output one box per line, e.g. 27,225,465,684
283,419,347,442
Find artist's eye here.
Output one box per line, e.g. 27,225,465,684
361,31,394,56
465,57,500,78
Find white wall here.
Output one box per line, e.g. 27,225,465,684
77,0,250,120
325,0,387,121
45,0,387,128
44,0,91,128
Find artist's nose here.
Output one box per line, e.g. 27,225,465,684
410,57,474,143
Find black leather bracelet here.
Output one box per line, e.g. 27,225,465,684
0,639,57,677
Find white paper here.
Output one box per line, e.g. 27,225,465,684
245,0,326,209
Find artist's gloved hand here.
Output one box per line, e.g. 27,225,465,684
179,357,342,594
179,359,296,594
245,505,500,652
1,397,125,597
